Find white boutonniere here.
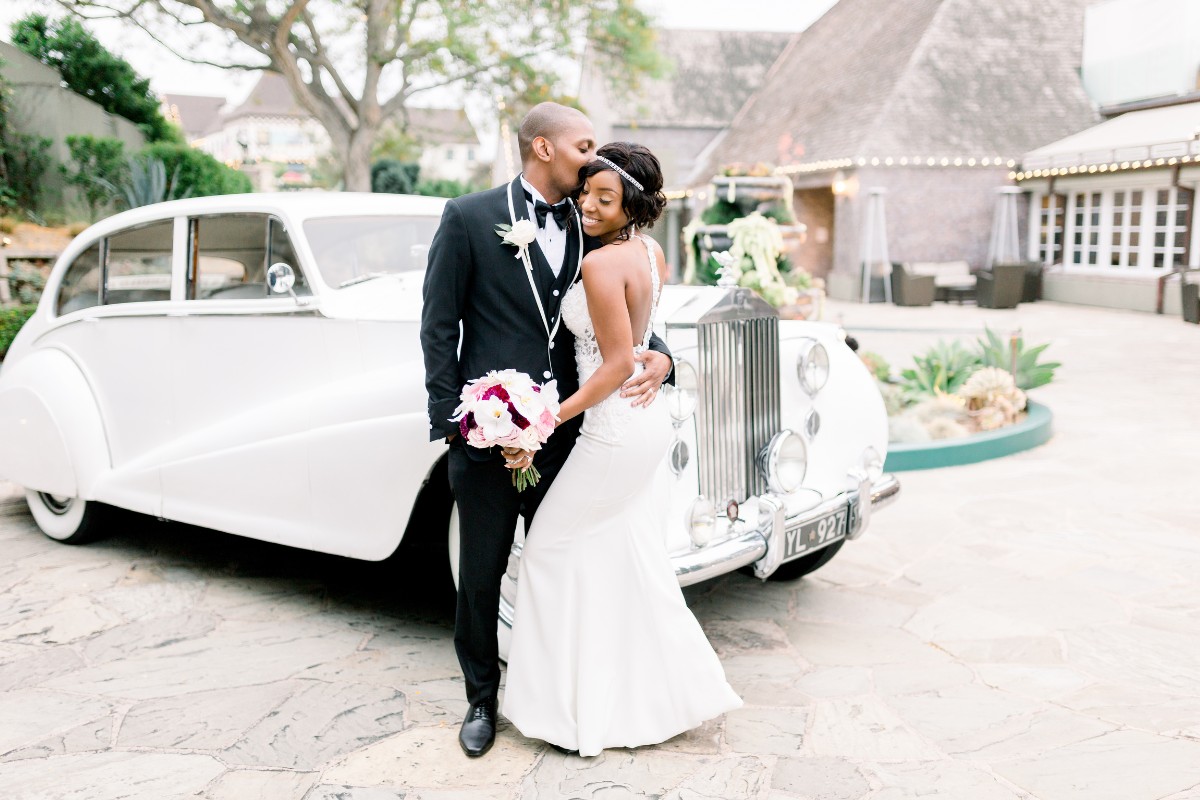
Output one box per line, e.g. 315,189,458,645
495,219,538,261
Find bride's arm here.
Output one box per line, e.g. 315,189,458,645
556,253,634,425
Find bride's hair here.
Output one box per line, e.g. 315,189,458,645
575,142,667,240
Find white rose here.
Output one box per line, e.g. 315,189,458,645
516,424,544,451
505,219,538,248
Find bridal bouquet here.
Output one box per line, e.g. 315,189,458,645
451,369,560,491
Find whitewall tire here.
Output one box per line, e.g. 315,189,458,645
24,489,103,544
448,501,462,589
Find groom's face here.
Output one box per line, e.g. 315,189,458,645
546,117,597,197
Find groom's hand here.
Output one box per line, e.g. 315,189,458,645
502,447,535,471
621,350,671,408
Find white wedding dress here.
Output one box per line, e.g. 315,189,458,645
502,235,742,756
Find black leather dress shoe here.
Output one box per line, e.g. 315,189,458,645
549,743,579,756
459,699,497,757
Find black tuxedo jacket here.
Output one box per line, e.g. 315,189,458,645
421,177,672,447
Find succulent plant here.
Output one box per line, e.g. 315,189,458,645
957,367,1027,430
976,327,1060,390
900,340,981,400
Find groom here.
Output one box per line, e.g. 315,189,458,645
420,102,674,757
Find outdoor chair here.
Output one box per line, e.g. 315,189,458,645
1020,261,1043,302
976,263,1025,309
1183,279,1200,325
889,262,936,306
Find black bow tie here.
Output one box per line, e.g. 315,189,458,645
525,191,572,230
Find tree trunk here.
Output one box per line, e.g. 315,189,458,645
343,127,376,192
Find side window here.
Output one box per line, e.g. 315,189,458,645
56,242,102,316
189,214,310,300
103,220,174,304
103,220,174,305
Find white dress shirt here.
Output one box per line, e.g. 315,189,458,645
520,175,567,277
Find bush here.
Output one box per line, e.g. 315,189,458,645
12,14,182,143
101,155,191,209
0,304,37,360
371,159,420,194
2,133,52,214
138,142,251,197
6,261,47,304
61,135,127,218
415,178,480,198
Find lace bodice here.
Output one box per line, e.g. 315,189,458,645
560,234,662,443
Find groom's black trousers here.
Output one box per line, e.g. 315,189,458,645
446,415,584,707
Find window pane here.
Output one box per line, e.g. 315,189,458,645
56,242,102,315
1114,191,1125,205
304,215,441,287
190,214,310,300
104,220,174,305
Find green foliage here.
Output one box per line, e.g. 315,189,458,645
700,200,748,226
371,160,420,194
139,142,251,197
415,178,481,199
859,351,891,382
99,155,191,209
5,261,47,305
976,327,1060,390
0,304,37,360
11,14,182,143
61,135,127,218
900,340,982,399
1,57,52,214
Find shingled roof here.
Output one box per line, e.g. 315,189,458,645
161,93,225,139
706,0,1099,175
603,29,793,129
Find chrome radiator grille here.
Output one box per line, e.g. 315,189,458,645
695,289,781,504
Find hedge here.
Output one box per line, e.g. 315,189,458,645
0,305,37,361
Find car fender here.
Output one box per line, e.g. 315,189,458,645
0,348,110,498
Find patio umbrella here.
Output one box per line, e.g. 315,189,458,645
987,186,1023,267
859,187,892,303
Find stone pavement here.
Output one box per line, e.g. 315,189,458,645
2,298,1200,799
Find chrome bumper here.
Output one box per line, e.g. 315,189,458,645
674,472,901,586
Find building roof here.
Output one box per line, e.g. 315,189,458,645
705,0,1100,177
602,29,793,129
223,72,310,123
406,106,479,146
161,93,226,139
1022,100,1200,170
218,72,478,144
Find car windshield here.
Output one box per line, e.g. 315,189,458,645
303,214,441,288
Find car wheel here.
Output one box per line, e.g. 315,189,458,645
24,489,105,544
764,540,845,581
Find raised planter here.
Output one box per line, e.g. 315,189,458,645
883,400,1053,472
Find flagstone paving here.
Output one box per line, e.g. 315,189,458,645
1,298,1199,799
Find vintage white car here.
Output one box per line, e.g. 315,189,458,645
0,193,898,625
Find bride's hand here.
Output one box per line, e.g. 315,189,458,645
620,350,671,408
502,447,536,471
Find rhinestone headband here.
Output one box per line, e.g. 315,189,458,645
594,155,644,192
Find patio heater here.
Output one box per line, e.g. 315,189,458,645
859,187,892,303
986,186,1023,267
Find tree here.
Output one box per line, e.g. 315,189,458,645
11,14,182,143
61,135,128,219
52,1,664,191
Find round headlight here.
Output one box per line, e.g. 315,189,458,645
687,495,717,547
757,430,808,494
664,358,698,422
796,339,830,395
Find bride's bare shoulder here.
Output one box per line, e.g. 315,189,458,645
581,240,640,276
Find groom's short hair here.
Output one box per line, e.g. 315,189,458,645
518,102,586,164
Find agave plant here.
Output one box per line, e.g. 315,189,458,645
96,156,191,210
976,327,1060,390
900,339,981,400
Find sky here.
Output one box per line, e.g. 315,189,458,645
0,0,837,101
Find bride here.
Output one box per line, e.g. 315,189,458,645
502,142,742,756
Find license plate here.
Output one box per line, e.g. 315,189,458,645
782,505,849,561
